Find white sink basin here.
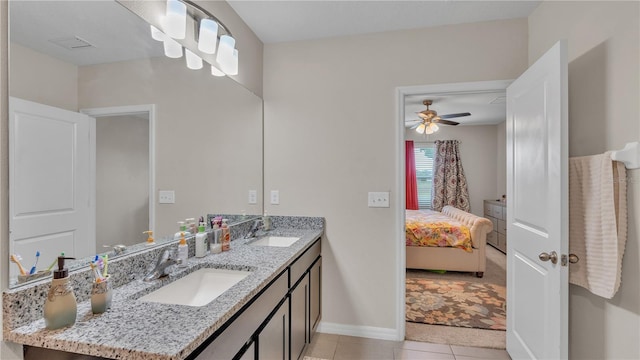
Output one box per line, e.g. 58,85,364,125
250,236,300,247
139,268,251,307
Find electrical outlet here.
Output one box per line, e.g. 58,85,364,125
248,190,257,204
270,190,280,205
159,190,175,204
368,191,390,208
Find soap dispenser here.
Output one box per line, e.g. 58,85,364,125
144,230,155,245
44,256,77,330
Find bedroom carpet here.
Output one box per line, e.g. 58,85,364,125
405,245,507,349
406,278,506,330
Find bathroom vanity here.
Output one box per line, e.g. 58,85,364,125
4,218,323,360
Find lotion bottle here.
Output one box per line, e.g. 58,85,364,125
177,232,188,267
174,221,191,239
211,223,222,254
262,211,271,231
195,223,208,258
44,256,77,330
221,219,230,251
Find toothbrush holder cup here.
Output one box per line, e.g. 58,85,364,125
91,275,112,314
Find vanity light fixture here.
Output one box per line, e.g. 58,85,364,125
185,49,203,70
150,0,238,76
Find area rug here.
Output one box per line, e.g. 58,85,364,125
406,278,506,331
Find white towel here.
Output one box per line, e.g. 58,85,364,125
568,152,627,299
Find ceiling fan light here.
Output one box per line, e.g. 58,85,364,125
198,19,218,54
163,37,183,58
185,49,203,70
430,123,439,132
415,123,426,134
425,125,434,135
165,0,187,39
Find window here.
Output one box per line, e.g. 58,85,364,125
414,143,435,209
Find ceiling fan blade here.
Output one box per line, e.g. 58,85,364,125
409,122,422,129
436,119,460,126
439,112,471,119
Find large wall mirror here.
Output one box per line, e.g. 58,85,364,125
7,0,263,287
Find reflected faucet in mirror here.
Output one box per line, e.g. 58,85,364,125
144,249,181,282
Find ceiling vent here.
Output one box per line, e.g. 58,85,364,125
490,96,507,104
48,36,94,50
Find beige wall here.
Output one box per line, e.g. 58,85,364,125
79,57,263,238
9,43,78,111
96,115,149,248
405,125,500,216
529,1,640,359
264,18,528,332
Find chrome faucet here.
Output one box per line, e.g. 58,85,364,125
244,219,264,239
144,249,181,282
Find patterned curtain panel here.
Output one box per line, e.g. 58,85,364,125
431,140,470,212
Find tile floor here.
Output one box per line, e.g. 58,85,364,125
303,333,511,360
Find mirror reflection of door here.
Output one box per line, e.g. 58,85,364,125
96,114,150,249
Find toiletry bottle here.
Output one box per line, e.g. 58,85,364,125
221,219,230,251
195,223,208,258
174,221,191,239
263,211,271,231
144,230,155,245
44,256,77,330
211,223,222,254
186,218,197,236
177,232,188,266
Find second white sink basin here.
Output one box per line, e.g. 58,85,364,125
250,236,300,247
139,268,251,307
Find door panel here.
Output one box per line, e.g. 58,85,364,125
9,97,95,278
506,40,568,360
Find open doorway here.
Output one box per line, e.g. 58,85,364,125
81,105,156,249
397,80,510,348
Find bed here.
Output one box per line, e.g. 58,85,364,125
406,205,493,277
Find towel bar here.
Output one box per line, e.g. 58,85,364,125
611,141,639,169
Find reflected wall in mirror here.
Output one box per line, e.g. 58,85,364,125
7,0,263,287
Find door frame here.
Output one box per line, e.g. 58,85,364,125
394,80,513,340
80,104,157,234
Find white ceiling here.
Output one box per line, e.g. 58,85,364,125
227,0,541,44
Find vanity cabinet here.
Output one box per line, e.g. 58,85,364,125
484,200,507,253
290,240,321,360
258,298,289,360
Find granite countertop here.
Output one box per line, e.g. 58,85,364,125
5,228,323,360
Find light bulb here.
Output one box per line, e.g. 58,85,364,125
216,35,236,74
150,25,165,41
416,123,426,134
163,37,183,58
211,65,225,77
185,49,203,70
198,19,218,54
165,0,186,39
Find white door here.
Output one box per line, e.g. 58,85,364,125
506,40,568,359
9,97,96,278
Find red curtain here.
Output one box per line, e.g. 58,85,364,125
405,141,419,210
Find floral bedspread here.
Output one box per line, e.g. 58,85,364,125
405,210,472,252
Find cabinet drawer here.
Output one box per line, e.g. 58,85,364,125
498,219,507,235
486,231,498,246
290,239,321,286
501,208,507,220
194,271,288,360
483,202,491,216
498,233,507,252
492,205,503,219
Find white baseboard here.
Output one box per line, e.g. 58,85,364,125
316,321,401,341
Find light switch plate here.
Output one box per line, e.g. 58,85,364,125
368,191,390,208
159,190,175,204
270,190,280,205
248,190,257,204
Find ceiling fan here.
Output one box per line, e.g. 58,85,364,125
408,100,471,134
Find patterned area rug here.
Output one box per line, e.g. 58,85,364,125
406,278,506,331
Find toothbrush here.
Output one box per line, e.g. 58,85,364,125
46,252,65,272
10,254,28,276
29,251,40,275
102,254,109,277
90,262,103,283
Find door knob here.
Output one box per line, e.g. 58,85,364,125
539,251,558,264
568,254,579,263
